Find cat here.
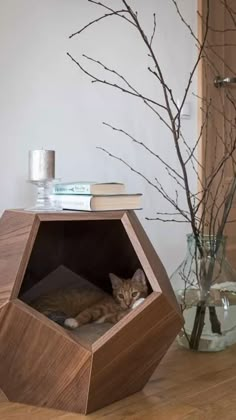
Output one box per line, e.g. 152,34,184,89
31,268,148,330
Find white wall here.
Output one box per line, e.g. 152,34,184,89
0,0,197,277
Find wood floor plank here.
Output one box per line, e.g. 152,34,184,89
0,403,83,420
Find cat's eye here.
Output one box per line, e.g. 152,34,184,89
118,293,124,299
132,292,138,298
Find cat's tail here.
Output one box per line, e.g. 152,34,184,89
46,312,79,329
47,312,67,326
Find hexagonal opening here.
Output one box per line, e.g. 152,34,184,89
18,219,153,347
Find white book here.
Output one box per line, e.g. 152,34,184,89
52,194,142,211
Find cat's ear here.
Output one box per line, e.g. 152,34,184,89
132,268,146,286
109,273,123,289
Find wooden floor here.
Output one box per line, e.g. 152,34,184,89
1,342,236,419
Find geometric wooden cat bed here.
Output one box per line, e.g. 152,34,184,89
0,209,183,414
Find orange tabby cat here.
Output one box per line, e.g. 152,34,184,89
32,268,148,329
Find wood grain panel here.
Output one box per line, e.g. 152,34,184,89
122,212,181,314
87,293,182,413
0,211,38,308
0,300,92,414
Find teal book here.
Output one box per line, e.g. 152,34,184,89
53,181,125,195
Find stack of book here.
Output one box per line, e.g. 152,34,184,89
51,181,142,211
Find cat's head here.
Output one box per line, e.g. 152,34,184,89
109,268,148,309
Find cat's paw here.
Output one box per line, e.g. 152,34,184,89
64,318,79,329
132,298,145,309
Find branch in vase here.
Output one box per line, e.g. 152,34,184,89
146,217,189,223
69,0,135,39
103,122,184,181
97,146,191,223
189,301,207,350
184,97,211,167
150,13,157,46
147,66,179,111
67,52,169,114
147,211,202,224
83,54,168,110
69,10,130,39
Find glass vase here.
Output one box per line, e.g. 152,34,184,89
170,234,236,352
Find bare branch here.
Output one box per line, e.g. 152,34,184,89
97,146,191,222
69,0,135,39
102,122,184,180
146,216,189,223
69,10,130,39
83,54,167,110
150,13,157,46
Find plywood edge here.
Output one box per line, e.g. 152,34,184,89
0,388,8,403
37,210,126,222
0,210,37,233
85,351,94,414
1,208,32,214
121,213,161,293
122,211,182,316
11,215,41,299
0,300,9,313
0,209,36,219
0,298,9,311
0,211,38,306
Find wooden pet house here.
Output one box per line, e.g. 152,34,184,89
0,209,182,414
